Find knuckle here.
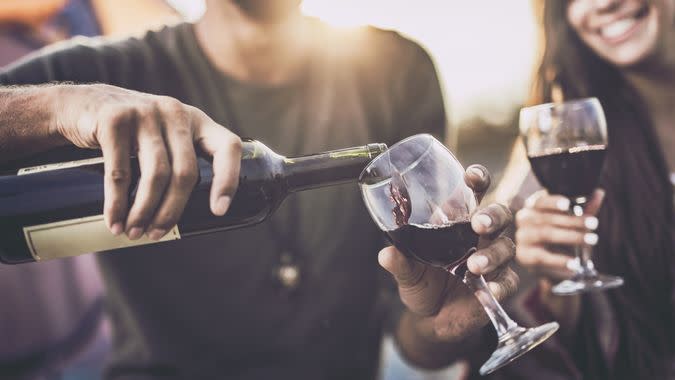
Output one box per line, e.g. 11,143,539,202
104,107,138,129
159,97,189,120
173,166,199,188
226,134,243,152
184,104,207,122
498,236,516,259
136,105,157,123
159,96,183,111
107,168,131,185
149,160,171,184
493,203,512,219
515,210,527,227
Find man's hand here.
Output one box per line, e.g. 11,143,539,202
379,165,518,359
51,84,241,240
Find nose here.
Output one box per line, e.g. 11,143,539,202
593,0,622,12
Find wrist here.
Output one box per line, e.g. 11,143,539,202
395,310,493,369
45,84,73,145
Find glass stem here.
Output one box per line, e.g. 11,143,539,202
570,202,598,278
461,270,521,341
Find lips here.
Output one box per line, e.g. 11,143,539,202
600,18,638,39
597,4,649,42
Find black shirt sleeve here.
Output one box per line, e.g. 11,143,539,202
0,35,149,87
0,35,158,168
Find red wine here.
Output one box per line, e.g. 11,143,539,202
389,172,411,227
386,176,477,270
528,145,606,200
387,221,478,270
0,141,387,264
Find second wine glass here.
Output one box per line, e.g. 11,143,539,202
359,134,559,375
519,97,623,295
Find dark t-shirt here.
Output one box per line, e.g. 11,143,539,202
0,21,446,379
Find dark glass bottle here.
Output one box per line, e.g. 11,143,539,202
0,140,387,264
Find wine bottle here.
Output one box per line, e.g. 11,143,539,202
0,140,387,264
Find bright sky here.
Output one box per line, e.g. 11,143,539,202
302,0,538,126
168,0,538,126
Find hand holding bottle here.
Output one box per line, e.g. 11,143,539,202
48,84,242,240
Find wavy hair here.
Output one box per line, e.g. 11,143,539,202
531,0,674,378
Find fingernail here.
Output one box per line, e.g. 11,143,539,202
584,232,599,246
214,196,232,216
584,216,599,230
557,198,570,211
468,166,484,179
127,227,144,240
475,214,492,228
148,228,167,241
469,255,489,272
110,222,124,236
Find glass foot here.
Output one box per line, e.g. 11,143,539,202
479,322,559,375
551,274,624,296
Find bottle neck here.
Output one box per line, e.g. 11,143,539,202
284,143,387,192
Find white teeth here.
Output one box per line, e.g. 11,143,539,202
601,18,637,39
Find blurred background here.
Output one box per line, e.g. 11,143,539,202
0,1,537,379
300,0,537,192
166,0,537,185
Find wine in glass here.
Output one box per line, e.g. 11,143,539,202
519,97,623,295
359,134,559,375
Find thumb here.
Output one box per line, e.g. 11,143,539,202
584,189,606,216
378,246,425,289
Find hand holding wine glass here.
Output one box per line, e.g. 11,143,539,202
515,189,605,331
379,165,519,341
516,189,606,281
360,134,559,375
519,97,623,295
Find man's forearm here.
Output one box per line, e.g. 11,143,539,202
0,85,69,165
395,310,494,369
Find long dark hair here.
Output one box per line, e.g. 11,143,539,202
533,0,674,378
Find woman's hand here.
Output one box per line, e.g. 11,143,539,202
515,189,605,329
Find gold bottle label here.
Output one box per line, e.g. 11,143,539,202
23,215,181,261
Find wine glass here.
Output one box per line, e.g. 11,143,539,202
519,97,623,295
359,134,559,375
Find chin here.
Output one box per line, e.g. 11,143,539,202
232,0,301,22
596,34,663,68
600,47,657,68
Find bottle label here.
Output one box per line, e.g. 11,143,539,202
17,157,106,175
23,215,181,261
